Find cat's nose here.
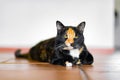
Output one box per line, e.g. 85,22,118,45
65,39,74,47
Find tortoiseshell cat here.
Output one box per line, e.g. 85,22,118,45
15,21,94,66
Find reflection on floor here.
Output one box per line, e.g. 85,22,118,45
0,50,120,80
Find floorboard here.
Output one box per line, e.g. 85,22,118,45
0,51,120,80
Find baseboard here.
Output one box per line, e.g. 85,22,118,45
0,47,29,53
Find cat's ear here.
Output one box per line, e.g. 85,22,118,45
77,22,86,32
56,21,65,30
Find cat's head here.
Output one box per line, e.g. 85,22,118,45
55,21,85,50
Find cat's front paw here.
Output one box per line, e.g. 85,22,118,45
76,59,81,65
65,61,73,67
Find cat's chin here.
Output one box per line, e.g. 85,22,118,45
63,46,73,50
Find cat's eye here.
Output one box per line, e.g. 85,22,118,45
64,34,68,38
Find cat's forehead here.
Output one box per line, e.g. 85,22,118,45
64,26,78,33
66,28,75,35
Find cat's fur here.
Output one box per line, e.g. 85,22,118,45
15,21,94,66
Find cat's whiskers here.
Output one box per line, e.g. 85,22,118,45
63,46,73,50
55,44,65,50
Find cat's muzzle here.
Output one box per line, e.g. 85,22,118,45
63,46,73,50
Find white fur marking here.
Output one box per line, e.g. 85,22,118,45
63,46,73,50
66,62,72,67
70,49,80,58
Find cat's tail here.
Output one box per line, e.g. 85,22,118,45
15,49,30,59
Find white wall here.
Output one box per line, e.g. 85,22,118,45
0,0,114,48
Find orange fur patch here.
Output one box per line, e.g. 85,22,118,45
65,28,75,45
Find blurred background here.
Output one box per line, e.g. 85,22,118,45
0,0,119,52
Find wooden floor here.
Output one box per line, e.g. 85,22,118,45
0,51,120,80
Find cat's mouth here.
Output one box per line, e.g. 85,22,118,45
63,46,73,50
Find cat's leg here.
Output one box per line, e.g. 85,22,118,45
50,52,66,66
72,57,81,65
50,58,66,66
79,51,94,65
50,54,74,66
64,56,74,67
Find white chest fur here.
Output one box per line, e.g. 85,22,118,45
69,49,80,58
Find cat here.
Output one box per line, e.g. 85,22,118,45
15,21,94,66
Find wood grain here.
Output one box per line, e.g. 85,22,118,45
0,52,120,80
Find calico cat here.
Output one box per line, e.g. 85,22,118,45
15,21,94,66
